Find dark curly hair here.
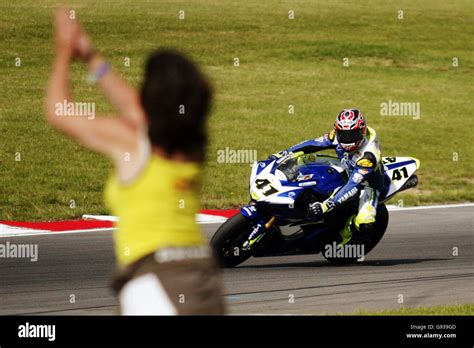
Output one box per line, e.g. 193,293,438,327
140,50,212,162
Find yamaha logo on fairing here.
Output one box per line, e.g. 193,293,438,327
298,181,317,187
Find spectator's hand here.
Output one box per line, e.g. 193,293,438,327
75,26,94,62
54,8,79,55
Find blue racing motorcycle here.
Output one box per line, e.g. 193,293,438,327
210,151,420,267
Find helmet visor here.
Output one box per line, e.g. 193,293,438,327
336,129,364,144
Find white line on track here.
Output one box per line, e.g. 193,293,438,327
1,203,472,238
0,228,115,238
386,203,474,211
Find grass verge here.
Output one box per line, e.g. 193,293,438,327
0,1,472,220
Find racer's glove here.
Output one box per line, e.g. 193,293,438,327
308,199,335,217
268,150,289,161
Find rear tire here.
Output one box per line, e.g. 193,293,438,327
323,203,389,264
210,214,253,268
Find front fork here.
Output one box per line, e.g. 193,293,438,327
241,205,276,250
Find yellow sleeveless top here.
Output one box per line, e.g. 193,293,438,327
104,154,205,266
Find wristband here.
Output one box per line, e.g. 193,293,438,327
87,62,111,84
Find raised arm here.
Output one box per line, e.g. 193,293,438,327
85,52,146,127
45,8,144,162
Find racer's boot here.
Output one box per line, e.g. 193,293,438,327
352,223,374,245
351,191,377,245
352,210,376,245
338,217,372,246
337,215,357,246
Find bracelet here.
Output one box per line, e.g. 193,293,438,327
87,62,111,84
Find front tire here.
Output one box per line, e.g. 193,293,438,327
210,213,254,268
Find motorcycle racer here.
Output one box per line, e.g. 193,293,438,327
245,109,384,248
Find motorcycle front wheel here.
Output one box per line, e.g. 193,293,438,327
210,213,254,268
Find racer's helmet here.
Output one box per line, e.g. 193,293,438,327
334,109,367,152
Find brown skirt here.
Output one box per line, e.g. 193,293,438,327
111,246,225,315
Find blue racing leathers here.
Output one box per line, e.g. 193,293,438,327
281,127,385,234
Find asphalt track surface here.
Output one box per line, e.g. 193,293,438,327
0,206,472,315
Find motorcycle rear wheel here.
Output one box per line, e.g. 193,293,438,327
323,203,389,264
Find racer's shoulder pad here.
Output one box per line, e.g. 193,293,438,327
324,130,336,142
356,152,377,168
